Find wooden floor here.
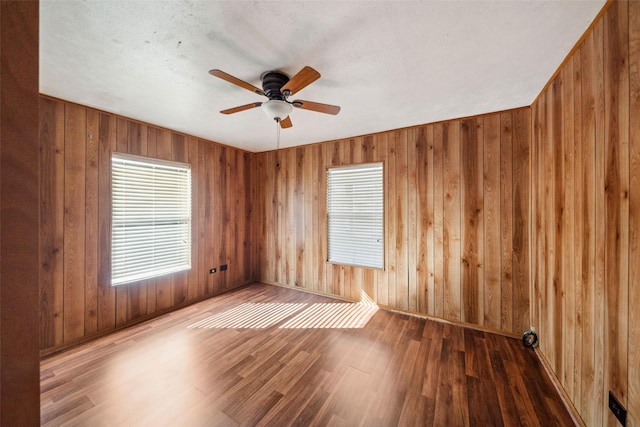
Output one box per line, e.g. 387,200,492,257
41,283,574,426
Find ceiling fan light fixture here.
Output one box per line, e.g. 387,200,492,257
262,100,292,122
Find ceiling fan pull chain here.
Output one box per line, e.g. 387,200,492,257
276,119,281,152
275,120,281,169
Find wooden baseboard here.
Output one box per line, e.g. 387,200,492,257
534,348,585,427
258,280,521,340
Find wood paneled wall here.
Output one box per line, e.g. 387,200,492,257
530,1,639,425
39,97,253,351
252,108,531,336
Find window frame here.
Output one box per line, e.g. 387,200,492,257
326,161,385,270
110,152,192,286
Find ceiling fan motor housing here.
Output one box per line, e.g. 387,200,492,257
262,71,290,100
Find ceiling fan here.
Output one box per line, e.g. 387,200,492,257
209,66,340,128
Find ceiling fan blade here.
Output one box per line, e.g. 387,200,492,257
220,102,262,115
293,100,341,115
209,69,265,96
280,116,292,128
281,66,320,96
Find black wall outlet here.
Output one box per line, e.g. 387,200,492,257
209,268,217,274
220,264,228,271
609,391,627,426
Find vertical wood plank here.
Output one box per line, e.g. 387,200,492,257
425,127,436,316
553,72,565,379
578,23,603,425
213,144,224,292
512,109,531,335
188,137,199,300
295,146,305,288
84,109,99,336
233,149,243,287
274,148,284,285
603,3,629,424
476,117,485,326
97,113,116,332
248,147,258,282
317,144,328,294
243,150,252,284
628,1,640,424
499,112,514,333
218,145,228,291
408,129,419,312
593,18,607,425
307,144,317,292
286,148,296,287
542,80,562,364
571,49,584,413
562,58,576,400
443,121,461,321
415,126,430,314
228,148,239,288
303,145,314,292
395,129,409,310
373,133,388,305
529,101,539,344
384,134,396,307
256,149,265,282
483,114,501,330
577,31,591,425
433,123,445,318
537,97,544,349
204,142,217,293
461,118,484,325
267,150,274,285
229,148,239,287
39,98,65,348
63,104,87,342
351,266,363,302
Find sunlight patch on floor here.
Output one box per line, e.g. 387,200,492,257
187,301,378,329
279,302,378,329
187,303,306,329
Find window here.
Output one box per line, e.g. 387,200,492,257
327,162,384,269
111,153,192,285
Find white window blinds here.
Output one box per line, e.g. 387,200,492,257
327,162,384,269
111,153,192,286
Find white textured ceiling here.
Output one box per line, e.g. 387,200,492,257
40,1,605,153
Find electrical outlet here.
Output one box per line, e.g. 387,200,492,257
220,264,228,271
609,391,627,426
209,268,217,274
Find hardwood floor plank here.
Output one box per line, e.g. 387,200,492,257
41,283,575,426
